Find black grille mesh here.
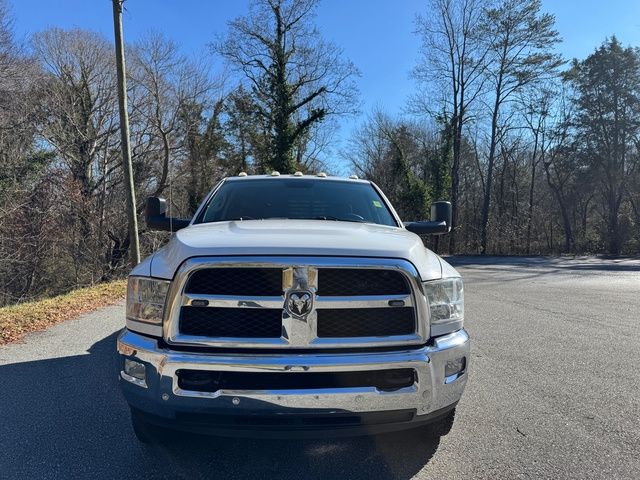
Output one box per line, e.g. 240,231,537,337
177,369,416,392
318,269,409,296
317,307,415,337
185,268,282,296
180,307,282,338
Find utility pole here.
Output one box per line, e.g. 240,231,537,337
112,0,140,265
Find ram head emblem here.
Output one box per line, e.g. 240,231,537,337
285,291,313,320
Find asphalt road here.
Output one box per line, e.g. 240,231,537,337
1,256,639,479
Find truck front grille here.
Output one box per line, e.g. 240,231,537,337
184,267,409,297
176,368,417,393
317,269,409,296
185,268,282,296
180,307,282,338
168,257,425,349
317,308,415,337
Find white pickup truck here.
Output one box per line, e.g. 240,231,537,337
117,173,469,442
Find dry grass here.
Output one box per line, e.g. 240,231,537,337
0,280,127,345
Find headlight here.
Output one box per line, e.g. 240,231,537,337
126,276,170,335
423,277,464,336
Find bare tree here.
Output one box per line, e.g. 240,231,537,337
413,0,488,252
0,0,50,305
345,110,433,221
32,28,122,279
519,83,554,253
129,32,218,203
33,29,120,200
478,0,562,254
224,85,262,173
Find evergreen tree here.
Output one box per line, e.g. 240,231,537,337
565,37,640,255
215,0,358,173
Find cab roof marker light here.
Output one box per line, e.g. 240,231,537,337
294,171,304,176
238,172,248,177
349,174,359,179
271,171,280,176
317,172,327,177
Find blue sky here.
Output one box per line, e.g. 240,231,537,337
8,0,640,165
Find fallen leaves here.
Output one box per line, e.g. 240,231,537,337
0,280,127,345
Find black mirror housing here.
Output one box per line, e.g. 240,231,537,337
404,201,452,236
145,197,190,232
146,197,167,217
431,201,452,228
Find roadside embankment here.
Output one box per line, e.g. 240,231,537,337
0,280,126,344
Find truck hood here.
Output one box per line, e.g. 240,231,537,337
134,220,450,281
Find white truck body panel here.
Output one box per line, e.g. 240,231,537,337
134,219,452,282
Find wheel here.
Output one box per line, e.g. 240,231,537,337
131,410,161,445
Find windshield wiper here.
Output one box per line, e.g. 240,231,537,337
228,216,367,223
306,216,367,223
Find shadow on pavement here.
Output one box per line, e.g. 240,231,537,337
0,332,441,479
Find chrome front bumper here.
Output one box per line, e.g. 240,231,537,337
117,328,469,429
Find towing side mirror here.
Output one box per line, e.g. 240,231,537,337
145,197,191,232
404,201,452,235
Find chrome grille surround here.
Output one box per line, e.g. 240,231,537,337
164,256,428,349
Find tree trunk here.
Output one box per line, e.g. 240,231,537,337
271,4,296,174
480,48,506,255
543,162,574,253
480,91,501,255
607,192,620,255
449,106,463,255
525,131,540,254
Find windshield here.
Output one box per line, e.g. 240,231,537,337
196,179,398,227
